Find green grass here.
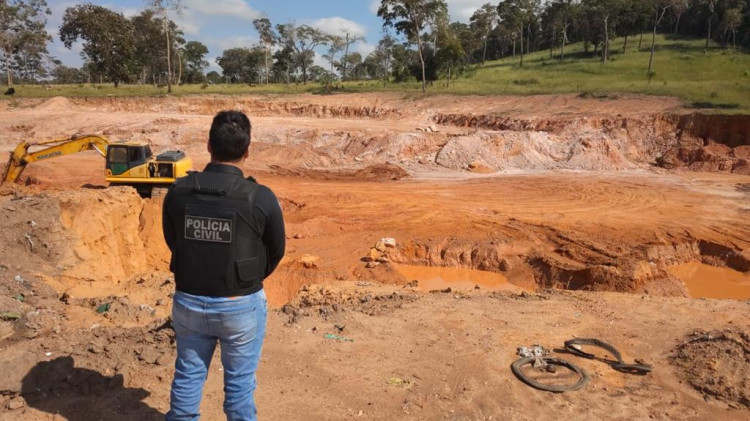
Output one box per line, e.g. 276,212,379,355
3,34,750,111
454,34,750,111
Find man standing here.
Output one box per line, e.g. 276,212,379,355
162,110,285,421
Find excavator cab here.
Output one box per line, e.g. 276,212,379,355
106,144,153,176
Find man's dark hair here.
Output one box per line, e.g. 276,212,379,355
209,110,252,162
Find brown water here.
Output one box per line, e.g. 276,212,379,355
669,262,750,300
396,264,524,292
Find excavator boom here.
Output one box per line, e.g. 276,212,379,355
2,135,109,185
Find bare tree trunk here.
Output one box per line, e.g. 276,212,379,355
265,47,270,84
343,33,350,81
4,47,13,88
177,50,183,85
603,16,609,63
164,18,172,93
648,20,657,75
417,37,426,93
560,27,566,59
5,63,12,88
705,20,712,54
674,14,681,33
623,35,628,53
512,38,516,57
519,26,524,67
482,30,489,64
638,32,644,50
527,24,531,56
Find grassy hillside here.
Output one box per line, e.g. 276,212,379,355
452,34,750,111
3,35,749,111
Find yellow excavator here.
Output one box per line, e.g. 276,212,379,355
1,134,193,197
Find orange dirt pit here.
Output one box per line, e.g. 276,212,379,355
1,93,749,419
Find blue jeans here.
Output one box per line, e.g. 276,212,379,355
166,290,267,421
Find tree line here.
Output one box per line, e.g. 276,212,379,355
1,0,748,90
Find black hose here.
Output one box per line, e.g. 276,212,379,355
564,338,653,374
511,356,590,393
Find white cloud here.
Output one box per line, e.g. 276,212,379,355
202,35,259,53
183,0,261,22
446,0,489,22
311,17,367,39
356,42,376,57
369,0,487,22
369,0,380,14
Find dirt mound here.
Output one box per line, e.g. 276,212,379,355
671,329,750,409
70,96,403,120
0,188,169,293
353,163,409,180
33,97,78,113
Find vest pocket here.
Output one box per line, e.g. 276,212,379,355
236,257,261,287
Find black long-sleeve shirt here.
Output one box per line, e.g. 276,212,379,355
162,163,285,294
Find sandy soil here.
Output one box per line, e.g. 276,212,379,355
0,93,749,420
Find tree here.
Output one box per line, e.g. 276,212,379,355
721,7,744,53
1,0,50,87
338,52,364,80
498,0,539,67
583,0,617,63
252,17,277,84
60,4,135,87
216,47,263,83
146,0,182,93
647,0,674,76
672,0,689,33
323,35,345,76
50,61,86,84
12,32,47,82
378,0,448,93
131,9,165,85
616,0,650,53
183,41,208,83
271,44,296,84
544,0,577,60
205,70,221,84
470,3,498,64
277,23,329,84
340,31,365,81
374,33,396,87
702,0,718,54
435,22,464,87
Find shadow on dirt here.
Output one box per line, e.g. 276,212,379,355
21,356,162,420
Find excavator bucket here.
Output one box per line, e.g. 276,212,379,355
1,142,30,186
1,154,12,185
1,149,19,185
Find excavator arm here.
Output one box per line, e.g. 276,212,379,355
2,135,110,185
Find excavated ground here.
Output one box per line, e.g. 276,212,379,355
0,93,748,420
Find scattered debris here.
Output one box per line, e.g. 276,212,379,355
386,377,414,389
298,254,320,269
671,329,750,408
324,333,354,342
23,233,34,250
0,312,21,321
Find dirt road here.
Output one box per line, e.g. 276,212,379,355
0,93,748,419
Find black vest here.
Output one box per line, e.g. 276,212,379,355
168,165,267,297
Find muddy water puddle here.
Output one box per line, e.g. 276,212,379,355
396,264,525,292
669,262,750,300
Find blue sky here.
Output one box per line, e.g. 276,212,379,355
46,0,490,71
